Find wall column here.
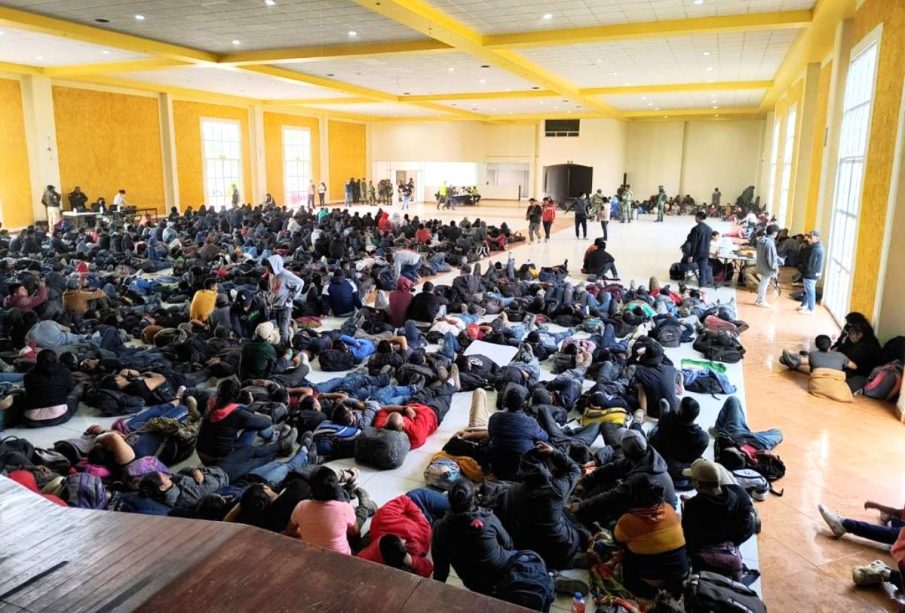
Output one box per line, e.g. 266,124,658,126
158,93,179,211
816,18,855,236
249,105,267,203
789,62,822,232
319,116,330,202
20,75,61,224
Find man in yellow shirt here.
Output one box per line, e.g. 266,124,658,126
189,277,219,324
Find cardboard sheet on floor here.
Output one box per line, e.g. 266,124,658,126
463,340,518,367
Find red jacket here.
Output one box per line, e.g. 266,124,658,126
6,286,48,310
373,403,437,449
415,228,432,244
542,204,557,222
357,495,433,577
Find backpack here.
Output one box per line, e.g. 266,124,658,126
423,457,461,490
652,322,682,348
496,550,555,613
690,542,744,581
581,405,628,427
704,315,739,334
0,436,35,470
314,422,361,459
354,426,410,469
880,336,905,364
863,360,903,402
87,388,146,416
731,468,769,501
684,571,766,613
123,456,172,489
669,262,685,280
63,473,108,509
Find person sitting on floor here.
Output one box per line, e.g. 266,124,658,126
648,397,709,488
780,334,857,402
582,238,620,280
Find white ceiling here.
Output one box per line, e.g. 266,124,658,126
281,51,538,96
436,96,585,115
517,29,799,87
0,25,146,66
112,66,344,99
602,89,766,111
299,101,442,117
425,0,815,35
0,0,425,53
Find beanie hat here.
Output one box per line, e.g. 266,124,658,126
620,429,648,457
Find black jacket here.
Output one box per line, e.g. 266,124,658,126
432,507,515,595
24,366,73,409
197,407,272,459
648,412,709,473
497,449,581,569
686,221,713,260
681,484,755,550
583,248,614,275
801,242,825,279
407,291,445,322
577,447,677,522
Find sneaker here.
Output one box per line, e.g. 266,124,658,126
337,467,360,490
353,487,378,517
633,409,645,426
277,426,298,457
552,573,590,596
799,309,813,316
796,305,806,312
409,373,427,390
755,301,772,308
818,504,847,537
449,363,461,392
184,396,200,422
853,560,892,586
0,395,13,411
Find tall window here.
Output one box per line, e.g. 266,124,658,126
201,119,242,209
283,127,312,208
767,120,781,212
777,104,797,225
824,38,880,320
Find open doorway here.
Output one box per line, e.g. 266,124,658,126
394,170,422,203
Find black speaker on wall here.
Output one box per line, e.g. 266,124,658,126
543,163,593,203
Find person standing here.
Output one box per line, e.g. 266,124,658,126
525,198,542,244
656,185,667,222
541,198,557,242
68,186,88,211
685,211,713,288
712,187,721,209
755,224,781,308
42,185,62,227
231,184,240,207
590,189,609,238
573,193,589,239
318,181,327,206
621,185,634,223
798,230,824,315
437,181,448,210
113,189,131,213
264,254,304,345
307,181,316,209
345,178,353,208
401,182,412,210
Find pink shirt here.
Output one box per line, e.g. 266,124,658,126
891,527,905,564
291,500,356,555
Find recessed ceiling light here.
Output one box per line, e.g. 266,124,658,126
492,107,497,111
448,67,455,72
505,88,511,92
479,79,486,83
101,50,110,54
542,13,553,20
596,59,602,63
35,55,43,60
348,30,357,37
232,39,241,45
715,114,720,117
539,101,544,105
706,66,713,71
134,14,145,21
703,51,711,56
712,105,719,109
265,0,276,5
641,96,646,100
554,106,559,109
624,82,631,86
648,102,653,106
612,72,619,76
655,107,660,110
693,0,704,4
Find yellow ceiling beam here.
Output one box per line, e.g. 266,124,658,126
61,75,262,107
43,58,191,77
0,7,219,64
262,97,375,106
485,10,813,48
349,0,617,116
584,80,772,96
0,61,42,75
760,0,857,111
220,40,451,66
405,90,555,101
622,107,763,119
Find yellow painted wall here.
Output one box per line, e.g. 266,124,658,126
53,86,165,213
173,100,252,207
804,61,833,231
328,120,366,202
263,112,320,206
0,78,33,228
848,0,905,317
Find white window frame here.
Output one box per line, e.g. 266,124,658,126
282,126,312,208
200,118,243,210
824,26,882,322
767,119,781,213
777,104,797,225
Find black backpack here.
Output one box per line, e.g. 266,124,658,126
496,550,554,613
684,571,766,613
652,322,682,348
669,262,685,280
87,389,146,416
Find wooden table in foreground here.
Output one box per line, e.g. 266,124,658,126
0,478,525,613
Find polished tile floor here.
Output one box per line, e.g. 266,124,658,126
6,201,903,611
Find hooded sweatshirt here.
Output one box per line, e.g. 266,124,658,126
357,495,433,577
388,277,414,327
432,507,516,595
755,235,780,276
681,484,755,550
197,402,271,459
266,254,304,309
615,502,688,582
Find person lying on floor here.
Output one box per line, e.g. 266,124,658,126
137,466,230,515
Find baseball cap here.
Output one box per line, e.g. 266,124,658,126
808,229,820,238
682,459,722,484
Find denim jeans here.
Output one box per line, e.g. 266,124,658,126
400,263,421,282
695,258,713,287
316,373,389,396
216,443,280,481
440,332,459,360
756,272,774,303
237,425,275,447
539,330,572,350
428,253,451,274
801,278,817,311
406,488,451,525
715,396,783,450
575,217,587,238
842,517,904,544
249,447,311,486
485,292,516,307
586,291,612,314
369,384,418,405
274,307,292,345
0,372,25,384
